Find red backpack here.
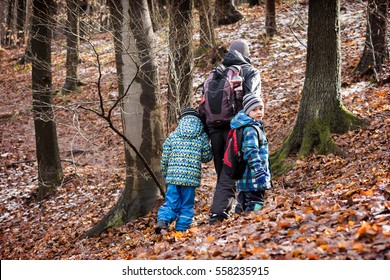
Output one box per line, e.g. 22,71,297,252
223,125,267,180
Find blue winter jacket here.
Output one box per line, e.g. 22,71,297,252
161,115,213,187
230,110,272,191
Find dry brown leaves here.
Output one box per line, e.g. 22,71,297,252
0,1,389,260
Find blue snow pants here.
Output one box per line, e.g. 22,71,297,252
157,184,196,231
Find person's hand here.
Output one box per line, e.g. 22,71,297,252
254,168,267,185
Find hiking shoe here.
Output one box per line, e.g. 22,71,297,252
155,220,168,234
209,213,225,225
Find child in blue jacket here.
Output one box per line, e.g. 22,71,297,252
156,107,213,233
230,94,272,214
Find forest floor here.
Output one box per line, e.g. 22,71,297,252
0,1,389,260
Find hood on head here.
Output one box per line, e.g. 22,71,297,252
177,115,203,138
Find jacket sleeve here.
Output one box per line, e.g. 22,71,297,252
242,126,268,174
160,136,172,179
201,132,213,163
243,66,261,97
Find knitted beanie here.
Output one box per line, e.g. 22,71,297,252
229,39,250,57
243,94,264,115
180,107,199,119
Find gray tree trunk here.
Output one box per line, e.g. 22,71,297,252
167,0,194,127
265,0,277,37
83,0,164,237
16,0,26,45
271,0,364,175
354,0,388,79
31,0,64,200
62,0,80,94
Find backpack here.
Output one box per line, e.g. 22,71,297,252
223,125,273,184
201,64,246,128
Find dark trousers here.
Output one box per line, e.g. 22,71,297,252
235,190,265,214
209,129,238,220
209,129,230,180
210,166,236,219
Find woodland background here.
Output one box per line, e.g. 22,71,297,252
0,0,389,260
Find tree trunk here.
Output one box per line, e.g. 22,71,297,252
83,0,164,238
214,0,244,25
16,0,26,46
248,0,262,7
271,0,364,176
31,0,63,200
265,0,277,37
354,0,388,79
147,0,168,31
6,0,15,46
62,0,80,94
167,0,194,129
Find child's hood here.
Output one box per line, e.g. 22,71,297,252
177,115,203,138
230,110,257,129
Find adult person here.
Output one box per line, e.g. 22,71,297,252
200,39,262,224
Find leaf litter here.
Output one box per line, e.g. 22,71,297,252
0,1,389,260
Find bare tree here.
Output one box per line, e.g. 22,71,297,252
62,0,81,94
31,0,64,200
6,0,15,46
265,0,276,37
83,0,164,237
271,0,364,175
198,0,218,56
16,0,26,45
166,0,194,128
354,0,388,81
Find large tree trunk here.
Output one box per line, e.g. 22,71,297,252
214,0,243,25
62,0,80,94
31,0,64,200
265,0,276,37
354,0,388,80
271,0,364,176
166,0,194,128
83,0,164,238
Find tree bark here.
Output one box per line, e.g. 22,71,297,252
265,0,277,37
6,0,15,46
214,0,244,25
83,0,164,238
147,0,168,31
31,0,63,200
16,0,26,46
167,0,194,128
354,0,388,80
62,0,80,94
271,0,364,176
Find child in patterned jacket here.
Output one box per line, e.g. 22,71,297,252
230,94,272,214
156,107,213,233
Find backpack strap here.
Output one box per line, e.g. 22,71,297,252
249,124,264,143
215,64,227,76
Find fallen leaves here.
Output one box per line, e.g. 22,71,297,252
1,0,390,261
